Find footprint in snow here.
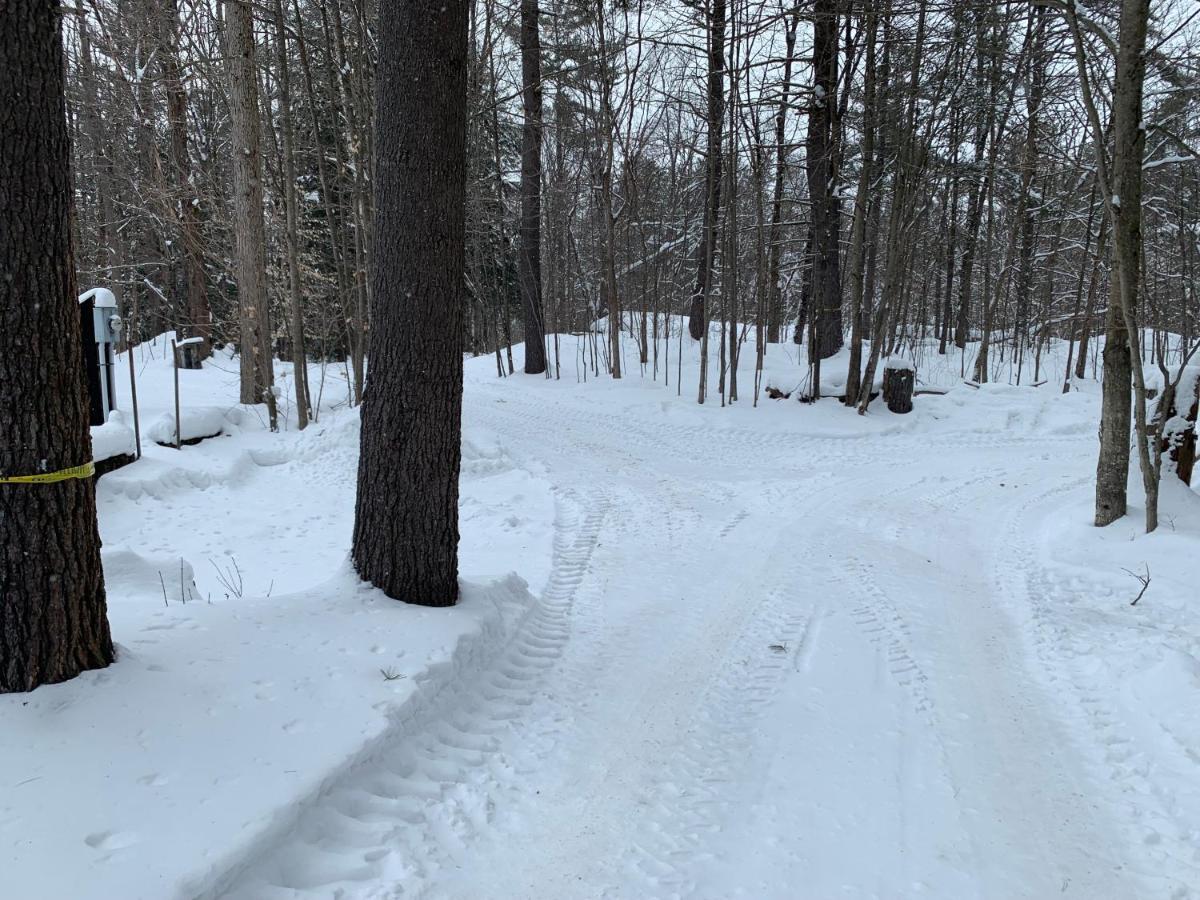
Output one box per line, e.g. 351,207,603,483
85,831,140,851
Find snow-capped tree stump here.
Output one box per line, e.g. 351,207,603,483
175,336,205,370
882,357,915,414
1162,366,1199,485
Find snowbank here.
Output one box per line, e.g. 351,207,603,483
91,410,136,462
1,335,557,900
146,405,243,445
1017,477,1200,890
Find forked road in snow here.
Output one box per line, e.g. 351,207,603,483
216,379,1143,900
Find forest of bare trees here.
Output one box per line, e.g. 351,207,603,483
53,0,1200,531
6,8,1200,892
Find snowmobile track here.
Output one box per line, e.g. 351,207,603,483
202,488,611,900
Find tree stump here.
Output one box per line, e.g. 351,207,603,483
175,336,205,370
882,358,915,414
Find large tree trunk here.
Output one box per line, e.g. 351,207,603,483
352,0,467,606
223,0,277,428
805,0,844,361
0,1,114,693
687,0,725,341
518,0,547,375
1092,0,1151,527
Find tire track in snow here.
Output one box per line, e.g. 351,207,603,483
602,476,851,897
836,554,935,718
201,488,611,900
618,557,815,897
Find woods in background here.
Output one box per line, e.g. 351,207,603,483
61,0,1200,530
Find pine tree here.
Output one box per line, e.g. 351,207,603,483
351,0,468,606
519,0,548,375
1,0,114,693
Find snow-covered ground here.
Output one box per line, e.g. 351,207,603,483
3,325,1199,899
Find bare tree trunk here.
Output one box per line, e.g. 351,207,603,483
271,0,309,428
1011,8,1046,384
161,0,212,361
765,4,800,344
519,0,547,374
806,0,843,361
844,0,877,404
1,0,114,692
688,0,725,342
223,0,277,429
1064,187,1099,391
954,3,1006,350
1074,0,1152,527
1075,218,1108,383
595,0,621,378
74,0,118,285
352,0,467,605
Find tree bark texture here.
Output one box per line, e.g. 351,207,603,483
223,0,276,421
1094,0,1150,527
518,0,547,374
844,0,877,405
0,0,114,693
688,0,725,341
882,364,914,414
805,0,844,360
352,0,468,606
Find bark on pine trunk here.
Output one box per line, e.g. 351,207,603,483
518,0,547,375
0,1,114,693
805,0,844,361
352,0,467,606
223,0,277,426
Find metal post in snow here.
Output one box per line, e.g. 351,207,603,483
171,338,181,450
127,324,142,459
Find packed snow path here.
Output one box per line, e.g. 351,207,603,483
209,375,1168,900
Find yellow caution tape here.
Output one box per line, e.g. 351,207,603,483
0,462,96,484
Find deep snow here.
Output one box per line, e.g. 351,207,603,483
2,323,1199,899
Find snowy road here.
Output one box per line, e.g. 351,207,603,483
213,372,1153,899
